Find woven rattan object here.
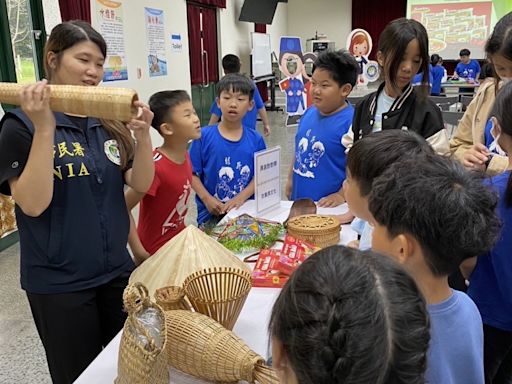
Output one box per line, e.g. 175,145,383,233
0,195,16,238
183,267,252,330
165,310,278,384
0,83,138,121
116,283,169,384
286,214,341,248
154,286,192,311
129,225,249,297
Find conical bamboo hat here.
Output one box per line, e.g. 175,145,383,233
129,226,249,297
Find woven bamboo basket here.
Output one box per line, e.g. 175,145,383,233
154,286,193,311
115,283,169,384
0,82,138,121
165,310,278,384
286,214,341,248
183,267,252,330
0,196,16,237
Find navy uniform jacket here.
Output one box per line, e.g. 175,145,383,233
0,109,134,294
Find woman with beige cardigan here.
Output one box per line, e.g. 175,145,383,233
450,12,511,175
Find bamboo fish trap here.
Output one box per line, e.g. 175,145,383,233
183,267,252,330
116,283,169,384
0,82,138,122
165,310,279,384
287,214,341,248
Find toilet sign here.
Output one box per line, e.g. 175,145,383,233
171,34,183,53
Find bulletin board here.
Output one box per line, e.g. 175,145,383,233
251,33,272,79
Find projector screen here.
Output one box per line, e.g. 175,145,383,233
406,0,510,59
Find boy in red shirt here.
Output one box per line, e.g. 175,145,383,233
125,90,201,264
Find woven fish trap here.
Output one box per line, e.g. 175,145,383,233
286,214,341,248
0,82,138,121
115,283,169,384
154,286,193,311
165,310,278,384
183,267,252,330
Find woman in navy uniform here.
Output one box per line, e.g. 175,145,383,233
0,21,154,383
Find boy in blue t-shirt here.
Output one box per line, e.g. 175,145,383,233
453,49,481,81
453,48,481,95
285,50,358,206
368,155,500,384
190,73,266,226
208,54,271,136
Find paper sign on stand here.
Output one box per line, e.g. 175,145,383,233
254,146,281,214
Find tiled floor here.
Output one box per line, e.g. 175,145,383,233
0,108,296,384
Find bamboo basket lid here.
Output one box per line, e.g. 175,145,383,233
0,82,138,122
287,214,341,248
129,225,249,297
165,310,279,384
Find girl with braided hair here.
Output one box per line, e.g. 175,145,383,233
269,245,430,384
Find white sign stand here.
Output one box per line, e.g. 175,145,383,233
254,146,281,214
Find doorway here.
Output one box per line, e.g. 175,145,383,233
186,2,219,126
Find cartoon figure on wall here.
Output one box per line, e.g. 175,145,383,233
347,29,380,86
302,52,318,109
279,36,309,127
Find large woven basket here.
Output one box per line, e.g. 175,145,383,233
0,82,138,121
154,285,192,311
287,214,341,248
183,267,252,330
165,310,278,384
115,283,169,384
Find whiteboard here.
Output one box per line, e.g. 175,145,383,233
251,33,272,78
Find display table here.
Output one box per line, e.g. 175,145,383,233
74,200,356,384
441,81,479,96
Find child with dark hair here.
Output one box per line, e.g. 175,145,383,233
344,18,449,155
452,11,512,175
285,50,358,206
208,54,271,136
467,80,512,383
368,154,500,384
453,48,481,82
430,53,446,96
343,130,433,249
190,73,266,226
270,245,430,384
125,90,200,264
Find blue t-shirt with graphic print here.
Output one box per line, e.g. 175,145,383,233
291,104,354,201
189,124,266,224
209,82,265,130
455,59,481,80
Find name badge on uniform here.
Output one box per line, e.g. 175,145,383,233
104,140,121,165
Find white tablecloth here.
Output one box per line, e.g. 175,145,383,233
74,200,356,384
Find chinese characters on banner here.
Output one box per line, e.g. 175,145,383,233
94,0,128,82
255,147,281,213
145,7,168,77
